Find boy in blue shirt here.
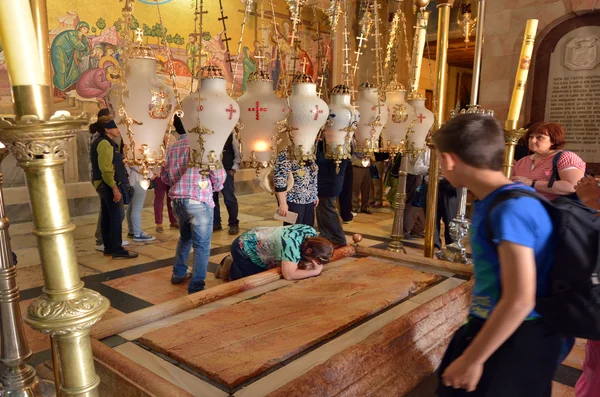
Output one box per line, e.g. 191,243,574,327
434,114,562,396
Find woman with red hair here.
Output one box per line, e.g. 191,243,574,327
511,122,586,200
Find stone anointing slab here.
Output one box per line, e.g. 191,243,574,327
139,258,440,389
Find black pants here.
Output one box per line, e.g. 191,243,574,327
98,183,125,255
316,196,346,247
230,236,265,280
339,163,353,222
285,201,315,227
403,174,422,234
435,179,459,250
438,316,562,397
213,170,239,227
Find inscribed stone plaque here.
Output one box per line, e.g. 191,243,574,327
544,26,600,163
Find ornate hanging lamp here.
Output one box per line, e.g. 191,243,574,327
324,84,359,172
108,10,179,190
237,70,289,170
181,65,241,178
286,73,329,161
354,81,389,156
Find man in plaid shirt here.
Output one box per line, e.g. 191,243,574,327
161,116,226,294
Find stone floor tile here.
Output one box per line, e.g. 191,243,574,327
17,264,98,291
76,253,156,272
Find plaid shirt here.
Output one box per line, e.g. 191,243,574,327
161,135,226,208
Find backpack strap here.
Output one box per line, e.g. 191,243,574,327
485,189,548,243
548,151,566,188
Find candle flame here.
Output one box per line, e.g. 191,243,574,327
253,141,270,151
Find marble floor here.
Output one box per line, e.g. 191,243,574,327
7,192,580,396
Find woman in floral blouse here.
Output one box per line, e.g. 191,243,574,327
273,149,319,226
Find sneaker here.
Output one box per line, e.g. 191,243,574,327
170,223,179,229
156,224,164,233
343,219,353,224
351,211,358,217
171,272,192,285
112,250,139,259
122,240,130,247
371,201,382,208
228,224,239,235
360,209,373,215
213,224,223,232
133,232,156,242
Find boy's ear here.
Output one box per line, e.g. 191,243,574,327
439,152,456,171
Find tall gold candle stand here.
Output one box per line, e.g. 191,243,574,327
388,3,430,253
504,19,538,177
0,112,109,397
438,0,487,264
389,144,423,253
0,0,109,393
424,0,454,258
0,146,55,397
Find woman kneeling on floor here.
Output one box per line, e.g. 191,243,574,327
216,225,334,281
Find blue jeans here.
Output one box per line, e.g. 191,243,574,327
126,182,148,236
172,199,213,293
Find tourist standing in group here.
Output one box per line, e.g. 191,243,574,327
91,109,129,251
274,149,318,227
90,116,138,259
512,122,586,200
161,115,226,294
125,165,156,242
315,140,348,248
154,132,178,233
339,146,354,224
213,132,241,235
434,114,561,396
370,138,389,208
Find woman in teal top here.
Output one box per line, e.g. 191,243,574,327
217,225,334,281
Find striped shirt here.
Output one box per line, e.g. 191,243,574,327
161,135,226,208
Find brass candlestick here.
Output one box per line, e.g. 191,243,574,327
389,143,423,253
438,0,487,264
0,111,109,397
0,147,55,397
423,0,454,258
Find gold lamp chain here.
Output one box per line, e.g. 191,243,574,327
270,0,290,101
229,0,254,96
384,11,400,84
400,8,412,81
259,0,268,71
371,0,384,96
154,0,182,114
312,4,325,99
217,0,235,78
341,0,352,91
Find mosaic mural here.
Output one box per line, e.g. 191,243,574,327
0,0,332,109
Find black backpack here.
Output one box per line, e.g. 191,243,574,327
487,189,600,340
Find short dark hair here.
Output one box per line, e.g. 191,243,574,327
301,237,334,264
524,122,566,150
173,115,186,135
433,113,505,171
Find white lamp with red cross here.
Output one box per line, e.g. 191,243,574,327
237,70,289,169
180,65,241,175
381,80,416,153
287,73,329,161
407,92,434,149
